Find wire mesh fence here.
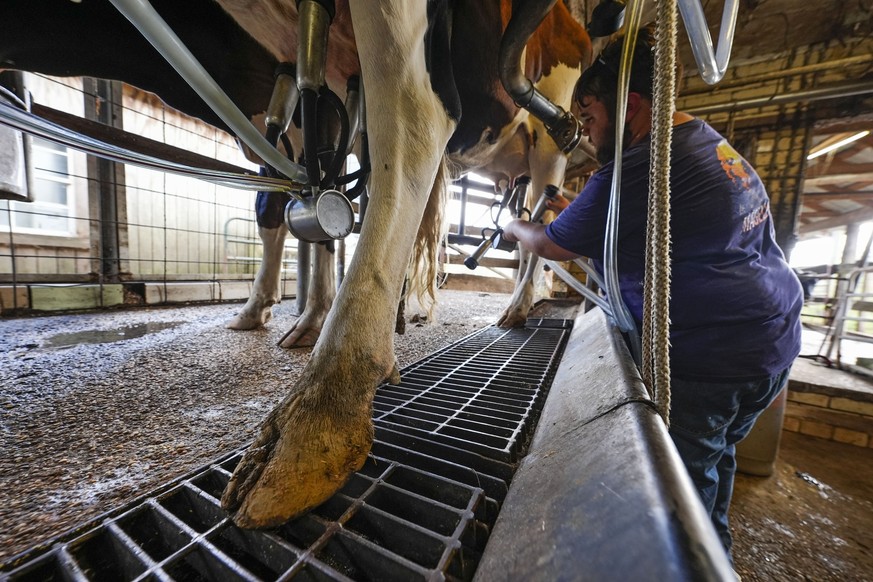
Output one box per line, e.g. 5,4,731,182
0,73,530,315
0,73,300,312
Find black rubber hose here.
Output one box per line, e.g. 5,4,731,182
343,132,370,201
319,87,350,189
264,123,281,148
300,87,321,188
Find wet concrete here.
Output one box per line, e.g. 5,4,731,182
43,321,184,349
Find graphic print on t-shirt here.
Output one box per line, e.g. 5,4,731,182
715,140,752,190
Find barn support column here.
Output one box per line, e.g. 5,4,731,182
841,222,860,266
84,78,129,284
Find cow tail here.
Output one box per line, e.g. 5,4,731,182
408,155,452,320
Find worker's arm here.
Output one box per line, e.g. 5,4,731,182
502,219,579,261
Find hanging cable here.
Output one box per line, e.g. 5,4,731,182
603,0,645,363
643,0,678,426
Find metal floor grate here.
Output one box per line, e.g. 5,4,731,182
2,319,572,582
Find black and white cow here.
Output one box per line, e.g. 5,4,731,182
1,0,592,526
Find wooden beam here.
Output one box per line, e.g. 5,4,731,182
805,173,873,186
798,206,873,234
806,161,873,179
813,115,873,134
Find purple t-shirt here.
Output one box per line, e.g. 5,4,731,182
546,119,802,380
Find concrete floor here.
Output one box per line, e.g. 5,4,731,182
732,327,873,581
1,293,871,580
732,431,873,581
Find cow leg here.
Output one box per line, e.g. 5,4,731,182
278,242,336,348
497,246,542,327
227,225,287,329
228,190,290,329
497,68,576,328
496,155,567,328
221,2,456,528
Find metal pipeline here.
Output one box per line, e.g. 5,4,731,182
686,80,873,115
498,0,582,153
0,100,294,193
107,0,307,184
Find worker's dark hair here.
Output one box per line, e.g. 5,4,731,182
574,23,663,116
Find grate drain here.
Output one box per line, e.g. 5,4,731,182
2,320,572,581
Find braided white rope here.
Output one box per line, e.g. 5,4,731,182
644,0,678,426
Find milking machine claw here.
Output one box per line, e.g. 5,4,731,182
464,228,516,270
465,183,562,270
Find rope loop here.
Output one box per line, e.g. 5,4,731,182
643,0,678,426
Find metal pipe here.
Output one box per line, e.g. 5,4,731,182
682,54,873,96
450,243,512,279
297,0,333,190
529,184,560,223
107,0,308,184
464,229,515,270
297,0,333,92
498,0,582,153
686,80,873,115
0,101,295,192
677,0,739,85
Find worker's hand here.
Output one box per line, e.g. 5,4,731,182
545,193,570,213
501,220,521,243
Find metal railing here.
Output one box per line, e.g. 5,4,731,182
825,266,873,374
222,216,298,276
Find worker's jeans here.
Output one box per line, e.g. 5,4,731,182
668,367,791,560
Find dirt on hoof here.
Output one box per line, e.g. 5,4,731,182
496,311,527,328
221,389,374,529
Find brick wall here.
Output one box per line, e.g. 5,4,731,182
784,386,873,448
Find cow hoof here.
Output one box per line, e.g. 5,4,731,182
278,322,322,348
221,390,373,529
227,307,273,330
496,310,527,328
278,310,326,348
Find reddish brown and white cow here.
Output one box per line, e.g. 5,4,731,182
212,0,592,527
